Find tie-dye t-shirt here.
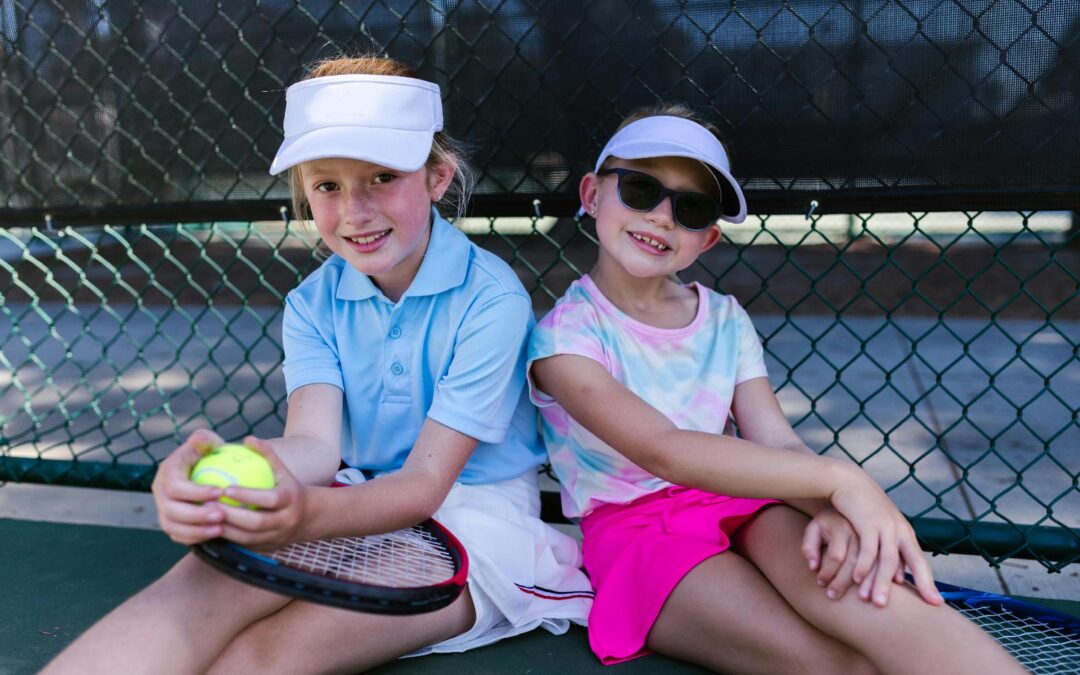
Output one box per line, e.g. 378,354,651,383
527,275,768,518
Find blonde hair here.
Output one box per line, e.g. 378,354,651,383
287,55,476,224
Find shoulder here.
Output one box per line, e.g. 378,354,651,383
463,242,530,302
696,284,754,324
535,279,601,333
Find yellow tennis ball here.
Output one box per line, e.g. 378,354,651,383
190,443,275,508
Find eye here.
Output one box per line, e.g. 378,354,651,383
313,181,338,193
372,172,396,185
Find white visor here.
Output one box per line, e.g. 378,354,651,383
592,115,747,224
269,74,443,175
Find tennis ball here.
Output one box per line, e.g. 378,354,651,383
190,443,275,508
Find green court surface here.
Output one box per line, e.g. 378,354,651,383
4,518,1077,674
1,519,705,674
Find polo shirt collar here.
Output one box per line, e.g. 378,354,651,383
336,209,470,302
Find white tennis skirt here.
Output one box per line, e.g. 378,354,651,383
333,468,593,656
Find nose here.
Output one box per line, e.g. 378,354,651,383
646,194,676,229
342,188,375,225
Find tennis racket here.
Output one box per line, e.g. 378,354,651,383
191,518,468,615
938,580,1080,673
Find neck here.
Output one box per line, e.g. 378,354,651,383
589,254,681,315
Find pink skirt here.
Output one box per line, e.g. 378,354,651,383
580,486,779,665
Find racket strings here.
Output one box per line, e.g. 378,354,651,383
956,603,1080,674
270,527,456,587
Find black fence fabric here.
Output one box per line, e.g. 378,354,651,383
2,0,1079,221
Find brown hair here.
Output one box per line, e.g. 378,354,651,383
287,55,476,224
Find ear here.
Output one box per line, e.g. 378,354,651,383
427,161,456,202
579,172,600,216
698,224,723,253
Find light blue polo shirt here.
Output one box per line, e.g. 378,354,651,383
281,210,546,484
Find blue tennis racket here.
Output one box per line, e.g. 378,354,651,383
937,580,1080,673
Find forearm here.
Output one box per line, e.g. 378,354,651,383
641,429,859,502
776,439,834,516
265,434,340,486
296,468,442,540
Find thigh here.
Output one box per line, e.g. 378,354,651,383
208,587,477,675
647,551,871,675
736,506,1024,675
42,553,293,675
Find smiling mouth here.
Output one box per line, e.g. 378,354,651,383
346,230,390,245
630,232,669,251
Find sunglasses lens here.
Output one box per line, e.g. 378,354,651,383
674,193,718,231
617,172,664,211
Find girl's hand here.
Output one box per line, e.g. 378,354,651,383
828,464,943,607
151,429,228,544
210,436,307,550
801,507,861,601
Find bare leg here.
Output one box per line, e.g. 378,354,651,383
42,554,291,675
735,506,1026,675
208,588,477,674
646,551,876,675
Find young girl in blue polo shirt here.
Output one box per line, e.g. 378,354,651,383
44,56,591,674
527,106,1022,673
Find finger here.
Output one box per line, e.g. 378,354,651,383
222,485,281,510
160,499,226,527
166,476,226,504
242,436,291,485
801,519,824,572
901,537,943,605
870,534,900,607
817,531,849,588
187,429,225,454
163,522,225,545
852,528,880,584
827,539,859,600
218,522,284,548
858,569,874,601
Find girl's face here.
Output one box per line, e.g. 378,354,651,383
300,157,454,301
581,156,722,281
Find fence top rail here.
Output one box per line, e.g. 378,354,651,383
2,188,1078,229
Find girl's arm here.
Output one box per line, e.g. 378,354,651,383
214,384,478,547
531,353,940,606
731,377,937,605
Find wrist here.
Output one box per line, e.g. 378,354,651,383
822,457,861,497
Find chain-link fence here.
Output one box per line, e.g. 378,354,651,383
1,1,1079,569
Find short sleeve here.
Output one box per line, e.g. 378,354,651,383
733,302,768,385
526,299,609,407
281,291,344,396
426,292,533,443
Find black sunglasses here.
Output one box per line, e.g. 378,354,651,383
596,168,722,231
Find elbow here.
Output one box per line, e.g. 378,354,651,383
400,470,450,523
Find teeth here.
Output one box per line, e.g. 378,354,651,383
348,231,388,245
632,233,668,251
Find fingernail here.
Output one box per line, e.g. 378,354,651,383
816,578,825,587
827,589,837,600
808,559,817,570
875,593,886,605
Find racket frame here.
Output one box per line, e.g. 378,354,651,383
191,518,468,615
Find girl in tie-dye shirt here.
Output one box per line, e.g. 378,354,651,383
527,105,1023,673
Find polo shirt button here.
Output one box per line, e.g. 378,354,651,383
390,362,404,376
389,326,402,339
